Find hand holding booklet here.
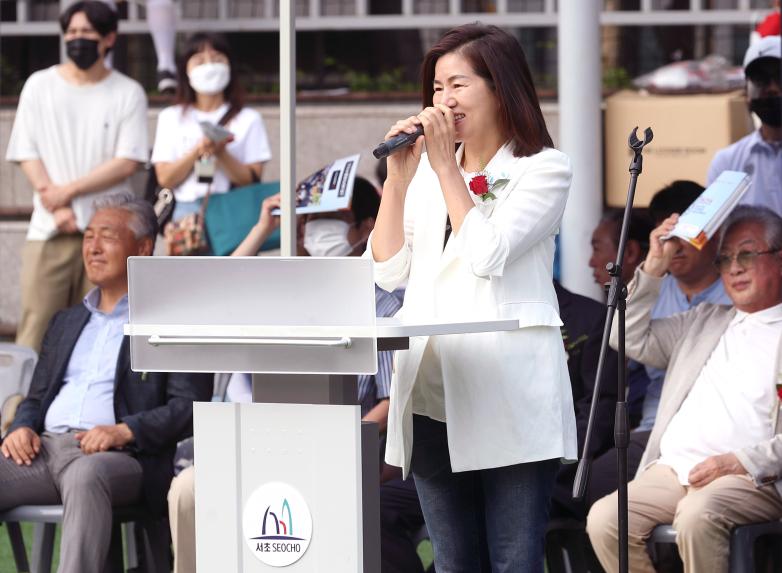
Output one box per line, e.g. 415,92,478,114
198,121,233,143
663,170,750,250
271,153,360,215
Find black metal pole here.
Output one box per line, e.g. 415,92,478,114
572,127,653,573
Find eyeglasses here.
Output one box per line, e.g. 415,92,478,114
714,249,780,272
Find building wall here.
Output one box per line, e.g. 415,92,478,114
0,102,560,331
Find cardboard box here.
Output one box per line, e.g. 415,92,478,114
605,90,753,207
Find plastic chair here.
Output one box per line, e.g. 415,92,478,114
0,504,170,573
648,520,782,572
0,344,37,396
0,344,37,438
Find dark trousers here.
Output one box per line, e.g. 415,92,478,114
410,415,559,573
380,476,426,573
585,430,651,509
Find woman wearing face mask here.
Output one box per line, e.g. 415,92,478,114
369,24,576,571
301,177,381,257
151,32,272,224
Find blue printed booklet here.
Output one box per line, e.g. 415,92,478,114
271,153,360,215
665,170,750,250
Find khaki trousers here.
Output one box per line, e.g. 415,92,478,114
16,235,91,352
168,465,196,573
586,462,782,573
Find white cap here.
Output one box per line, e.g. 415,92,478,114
743,36,781,77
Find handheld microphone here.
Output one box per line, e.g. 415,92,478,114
372,125,424,159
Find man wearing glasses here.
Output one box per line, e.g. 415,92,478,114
587,205,782,573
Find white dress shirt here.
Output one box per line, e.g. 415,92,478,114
658,302,782,484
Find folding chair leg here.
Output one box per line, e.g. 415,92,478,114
6,522,31,572
31,523,56,573
124,522,139,569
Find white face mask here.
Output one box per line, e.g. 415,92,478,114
303,219,357,257
188,62,231,95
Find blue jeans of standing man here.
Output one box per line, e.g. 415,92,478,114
411,415,559,573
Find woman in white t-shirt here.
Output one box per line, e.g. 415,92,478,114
151,32,272,222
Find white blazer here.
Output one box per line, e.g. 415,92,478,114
370,142,578,476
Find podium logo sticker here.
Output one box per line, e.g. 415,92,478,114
243,482,313,567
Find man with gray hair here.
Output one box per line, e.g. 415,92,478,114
0,193,213,573
587,205,782,573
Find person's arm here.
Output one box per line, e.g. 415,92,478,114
215,148,262,187
19,159,52,192
610,215,693,370
370,115,424,263
7,311,65,436
74,423,134,454
362,399,389,434
231,194,280,256
729,436,782,488
213,109,269,186
38,157,141,211
417,104,474,234
155,144,201,189
120,372,214,454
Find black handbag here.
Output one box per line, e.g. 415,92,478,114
144,164,175,232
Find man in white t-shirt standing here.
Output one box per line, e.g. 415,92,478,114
6,1,148,352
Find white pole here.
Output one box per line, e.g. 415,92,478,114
558,0,603,300
280,0,296,256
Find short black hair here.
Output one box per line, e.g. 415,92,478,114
648,180,704,225
350,177,381,226
601,209,654,254
59,1,118,37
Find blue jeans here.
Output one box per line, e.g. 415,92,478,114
411,415,559,573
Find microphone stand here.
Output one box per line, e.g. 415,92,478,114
572,126,653,573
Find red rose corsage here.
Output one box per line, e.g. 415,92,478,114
468,169,509,202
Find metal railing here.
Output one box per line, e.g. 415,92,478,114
0,0,772,36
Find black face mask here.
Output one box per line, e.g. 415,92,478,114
66,38,101,70
749,96,782,128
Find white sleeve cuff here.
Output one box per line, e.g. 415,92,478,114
366,232,411,292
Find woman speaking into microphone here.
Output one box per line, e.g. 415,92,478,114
369,24,577,571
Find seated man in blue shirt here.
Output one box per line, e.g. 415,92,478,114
0,193,213,573
585,180,731,508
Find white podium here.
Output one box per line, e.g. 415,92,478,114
125,256,520,572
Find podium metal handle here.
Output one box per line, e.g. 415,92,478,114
147,335,352,349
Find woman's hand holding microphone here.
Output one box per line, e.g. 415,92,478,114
383,104,458,192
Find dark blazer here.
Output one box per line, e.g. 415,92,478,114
551,282,619,519
555,281,618,459
6,302,213,516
